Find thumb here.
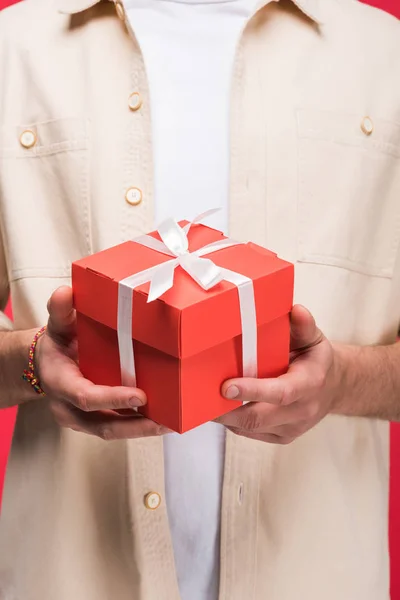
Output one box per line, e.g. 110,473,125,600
47,286,76,339
290,304,324,352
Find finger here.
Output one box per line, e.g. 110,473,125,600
216,401,303,431
221,371,309,406
50,400,170,440
113,408,142,417
290,304,324,353
47,286,76,339
226,426,295,445
67,378,147,412
265,421,310,439
45,356,147,411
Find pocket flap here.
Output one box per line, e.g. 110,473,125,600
0,117,88,158
296,108,400,279
297,109,400,158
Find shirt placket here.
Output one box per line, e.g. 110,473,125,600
114,4,180,598
219,432,261,600
125,437,181,600
221,7,272,597
121,15,155,241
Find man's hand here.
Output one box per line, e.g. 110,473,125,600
217,305,343,444
36,286,170,441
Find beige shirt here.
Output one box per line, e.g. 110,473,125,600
1,0,400,598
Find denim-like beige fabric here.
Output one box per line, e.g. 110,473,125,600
0,0,400,598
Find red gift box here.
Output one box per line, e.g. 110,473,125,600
72,222,294,433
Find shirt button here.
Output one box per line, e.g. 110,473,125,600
125,187,143,206
144,491,161,510
19,130,37,149
361,116,374,136
114,1,125,21
128,92,142,112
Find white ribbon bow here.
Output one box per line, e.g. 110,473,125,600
133,209,241,302
117,209,257,388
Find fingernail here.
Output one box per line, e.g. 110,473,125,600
129,396,145,407
224,385,240,399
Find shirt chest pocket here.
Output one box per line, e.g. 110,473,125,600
0,118,91,279
296,109,400,279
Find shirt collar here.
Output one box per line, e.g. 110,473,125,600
56,0,104,14
290,0,326,24
56,0,326,24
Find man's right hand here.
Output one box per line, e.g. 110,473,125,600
36,286,170,441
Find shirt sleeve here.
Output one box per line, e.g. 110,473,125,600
0,15,12,332
0,231,12,332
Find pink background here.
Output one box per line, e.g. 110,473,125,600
0,0,399,595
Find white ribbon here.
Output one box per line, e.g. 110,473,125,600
117,210,258,388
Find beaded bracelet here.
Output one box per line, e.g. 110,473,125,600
22,326,47,396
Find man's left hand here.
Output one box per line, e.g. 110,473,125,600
216,305,344,444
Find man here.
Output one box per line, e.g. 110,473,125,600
0,0,400,598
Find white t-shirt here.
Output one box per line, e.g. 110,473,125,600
124,1,257,598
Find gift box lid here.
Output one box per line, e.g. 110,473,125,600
72,224,294,359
